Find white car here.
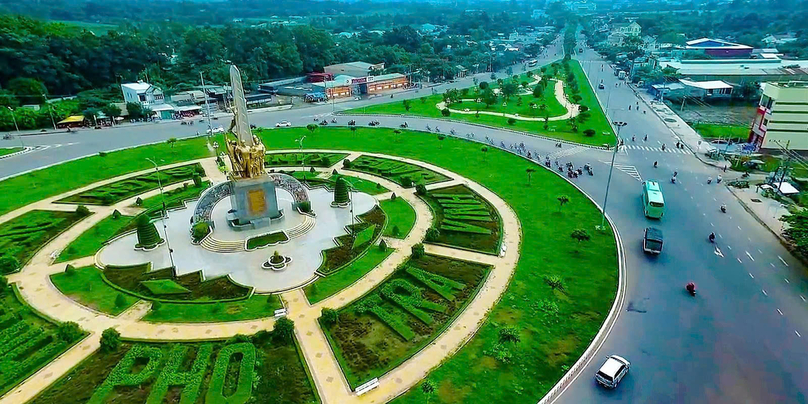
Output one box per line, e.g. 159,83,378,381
206,126,224,134
595,355,630,389
276,121,292,127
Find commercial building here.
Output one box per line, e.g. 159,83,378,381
658,59,808,84
324,62,384,79
748,82,808,150
683,38,753,58
650,79,734,100
312,73,408,99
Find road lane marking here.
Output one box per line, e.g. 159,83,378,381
758,249,763,254
714,247,724,257
778,256,789,267
762,289,768,296
797,331,802,338
801,295,806,302
771,263,776,268
727,244,731,250
785,278,790,284
745,251,755,261
748,272,754,278
738,225,742,230
777,308,783,316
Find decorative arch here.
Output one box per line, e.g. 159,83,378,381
267,173,310,207
193,181,233,224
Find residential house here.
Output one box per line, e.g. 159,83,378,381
749,81,808,150
121,82,175,119
650,79,734,100
762,33,798,46
612,21,641,37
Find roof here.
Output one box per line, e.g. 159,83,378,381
58,115,85,124
679,79,734,90
599,357,626,377
372,73,405,81
148,104,175,112
659,59,808,77
685,38,751,50
645,227,663,241
121,82,154,92
327,61,375,71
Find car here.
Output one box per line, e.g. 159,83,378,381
643,227,663,254
598,83,605,90
206,126,224,135
275,121,291,127
596,355,630,389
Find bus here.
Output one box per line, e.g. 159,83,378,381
528,59,538,67
642,180,665,218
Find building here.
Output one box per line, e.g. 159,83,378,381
312,73,408,99
121,82,165,107
324,61,385,78
612,21,641,37
658,59,808,84
683,38,753,58
762,34,798,46
650,79,734,100
748,82,808,150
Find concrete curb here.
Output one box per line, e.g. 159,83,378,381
0,146,34,160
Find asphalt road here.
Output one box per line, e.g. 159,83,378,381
2,35,807,403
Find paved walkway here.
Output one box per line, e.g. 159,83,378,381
435,78,580,122
0,152,521,404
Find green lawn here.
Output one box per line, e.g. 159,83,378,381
246,231,289,250
421,184,502,254
0,209,90,272
0,147,21,157
138,181,210,211
331,174,389,195
304,247,394,304
266,152,348,167
50,266,139,315
349,60,615,146
693,122,749,141
380,197,416,238
143,294,283,323
0,136,212,217
56,213,135,263
248,126,617,404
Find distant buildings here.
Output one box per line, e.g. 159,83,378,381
324,62,385,78
748,82,808,150
658,59,808,84
762,33,798,47
121,82,176,119
683,38,753,59
650,79,734,100
607,21,641,46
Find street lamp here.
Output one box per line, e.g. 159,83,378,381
599,121,627,230
6,106,19,132
42,94,57,131
342,178,357,235
145,157,176,268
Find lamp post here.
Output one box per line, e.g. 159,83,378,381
599,121,627,230
146,158,176,268
7,106,19,132
342,178,357,235
42,94,57,130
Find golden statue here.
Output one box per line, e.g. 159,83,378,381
225,65,267,180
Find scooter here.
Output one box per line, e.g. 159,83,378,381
720,205,727,213
331,118,337,123
686,282,696,296
709,233,715,243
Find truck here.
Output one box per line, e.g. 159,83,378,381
618,70,627,80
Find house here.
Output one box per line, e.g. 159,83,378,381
650,79,733,100
531,9,547,19
608,32,627,46
748,81,808,150
612,21,641,37
657,59,808,84
324,61,385,78
121,81,175,120
684,38,753,58
455,65,469,78
762,34,798,46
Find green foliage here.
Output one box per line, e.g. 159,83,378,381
405,266,465,301
147,344,213,404
0,257,20,275
191,221,211,242
416,183,428,196
333,176,350,205
392,225,401,236
507,117,516,125
379,239,388,251
571,228,591,244
401,176,413,188
441,108,451,117
111,209,121,219
246,231,288,250
298,200,312,213
351,225,376,250
90,344,163,403
498,326,521,344
65,264,76,276
583,128,596,137
114,294,128,308
140,279,191,296
0,275,6,295
557,195,570,210
380,279,446,325
411,243,425,259
543,274,566,291
426,227,440,241
56,322,83,343
321,308,339,325
135,197,143,206
192,174,202,187
1,210,87,272
350,155,449,187
272,317,295,343
343,158,352,168
100,328,121,353
152,301,163,312
135,214,163,249
75,205,91,216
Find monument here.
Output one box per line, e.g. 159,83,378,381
224,65,282,228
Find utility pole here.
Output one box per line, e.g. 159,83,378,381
200,71,214,142
42,94,57,130
146,158,175,268
600,121,627,230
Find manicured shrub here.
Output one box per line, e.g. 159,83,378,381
415,183,428,196
75,205,91,216
571,228,591,244
152,301,162,312
205,342,256,404
55,321,82,343
321,308,339,325
100,328,121,353
310,166,316,174
378,239,388,251
0,275,7,295
192,174,202,187
0,256,20,274
114,294,127,308
321,156,331,167
91,343,162,402
507,118,516,125
273,317,295,343
225,334,251,345
147,344,212,404
543,274,565,291
64,264,76,276
390,192,397,201
191,221,211,242
343,158,352,168
583,129,596,137
298,200,312,213
111,209,122,219
426,227,441,241
135,197,143,206
412,243,425,259
400,176,413,188
211,303,223,313
498,325,521,344
98,151,108,157
391,225,401,237
441,108,451,117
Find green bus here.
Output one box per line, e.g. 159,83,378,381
642,180,665,219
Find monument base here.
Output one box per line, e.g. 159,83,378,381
227,176,282,229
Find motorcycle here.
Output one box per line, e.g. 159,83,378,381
331,118,337,123
400,123,408,128
709,233,715,243
686,282,696,296
2,134,12,140
320,120,329,126
181,121,188,125
720,205,727,213
348,120,356,126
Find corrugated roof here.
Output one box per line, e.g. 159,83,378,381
679,79,734,90
58,115,85,124
373,73,405,81
121,82,153,92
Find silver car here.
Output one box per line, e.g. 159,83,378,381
595,355,630,388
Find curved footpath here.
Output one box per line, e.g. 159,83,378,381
0,151,523,404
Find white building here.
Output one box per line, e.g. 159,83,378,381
121,81,174,119
612,21,641,37
749,82,808,150
762,34,798,46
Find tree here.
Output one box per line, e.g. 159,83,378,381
481,146,488,161
0,256,20,274
306,123,318,134
166,137,177,149
100,328,121,353
273,317,295,343
321,308,339,325
101,104,121,120
501,82,519,100
498,326,521,343
526,168,536,185
481,89,497,109
412,243,425,259
422,379,435,403
557,195,570,211
57,322,83,343
441,108,451,117
420,96,427,104
82,108,99,125
333,176,350,205
507,117,516,125
126,102,146,120
7,78,47,105
571,228,591,245
583,129,596,137
437,133,445,147
135,214,163,249
533,84,544,98
0,275,7,295
402,99,412,111
478,81,489,90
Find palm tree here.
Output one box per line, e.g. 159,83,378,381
526,168,536,185
481,146,488,161
557,195,570,211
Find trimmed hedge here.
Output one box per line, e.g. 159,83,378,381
88,344,164,404
146,344,213,404
205,342,256,404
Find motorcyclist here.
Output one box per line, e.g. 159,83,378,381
653,161,658,168
709,232,716,242
717,175,722,184
644,134,648,141
661,143,666,151
707,177,713,184
720,204,727,213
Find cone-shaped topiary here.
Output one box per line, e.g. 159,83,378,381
135,214,163,250
332,176,350,207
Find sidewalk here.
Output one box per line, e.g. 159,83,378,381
727,185,791,239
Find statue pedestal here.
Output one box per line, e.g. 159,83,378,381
227,176,282,229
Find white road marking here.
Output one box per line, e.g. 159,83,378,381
748,272,754,278
762,289,768,296
770,263,776,268
778,256,789,267
714,247,724,257
801,295,806,302
737,225,742,230
758,249,763,254
785,278,790,284
727,244,731,250
710,222,714,227
777,308,784,316
797,330,802,338
745,251,755,261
